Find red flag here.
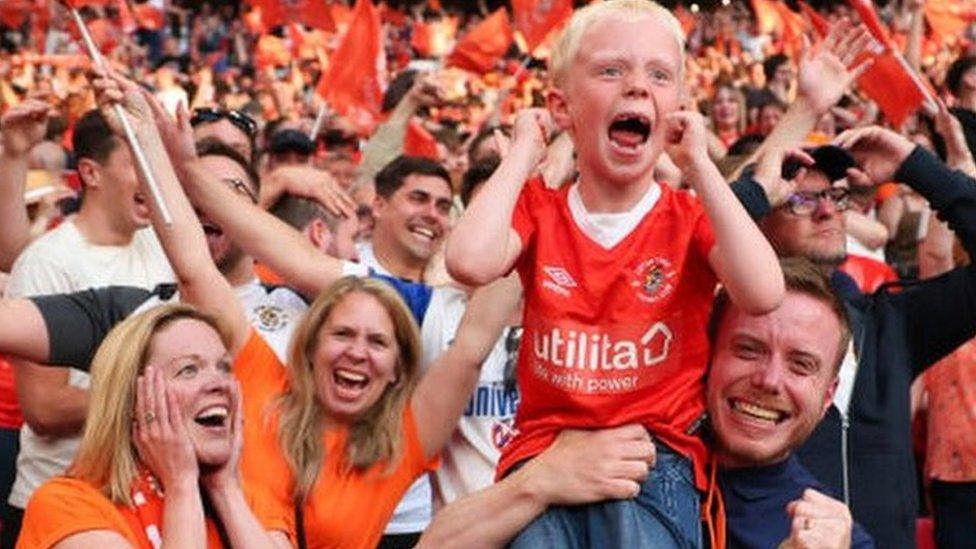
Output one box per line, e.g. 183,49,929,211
848,0,890,45
64,0,113,7
116,0,136,33
411,20,434,57
511,0,572,53
798,1,829,38
773,1,805,56
411,17,456,58
857,51,929,127
404,120,441,160
132,4,165,31
847,0,932,126
674,5,696,38
429,0,442,11
86,18,120,54
0,1,32,28
751,0,805,56
329,3,352,29
447,9,513,75
751,0,780,35
249,0,336,32
315,0,384,133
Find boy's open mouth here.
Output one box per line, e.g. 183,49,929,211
608,113,651,149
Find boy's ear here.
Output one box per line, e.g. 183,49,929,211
76,158,101,191
546,88,572,131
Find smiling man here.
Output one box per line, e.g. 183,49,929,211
358,155,454,283
707,258,873,548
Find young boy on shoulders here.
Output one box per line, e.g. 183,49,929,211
446,1,783,546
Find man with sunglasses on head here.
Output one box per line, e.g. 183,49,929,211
731,125,976,549
190,106,258,164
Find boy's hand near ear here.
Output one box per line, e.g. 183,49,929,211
511,108,554,172
663,110,710,176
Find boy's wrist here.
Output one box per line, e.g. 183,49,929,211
682,155,720,185
505,143,542,176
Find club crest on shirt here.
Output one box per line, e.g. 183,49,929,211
631,257,676,303
253,305,289,332
491,420,517,450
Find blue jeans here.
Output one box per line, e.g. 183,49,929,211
509,444,701,549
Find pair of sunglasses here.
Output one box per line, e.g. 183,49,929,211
190,107,257,138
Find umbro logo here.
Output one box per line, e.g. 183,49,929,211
542,265,576,297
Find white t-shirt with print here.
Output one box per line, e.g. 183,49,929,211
420,287,520,508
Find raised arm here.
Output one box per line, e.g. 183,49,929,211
0,96,53,271
666,111,784,313
418,425,655,548
918,100,976,278
354,73,443,204
835,126,976,371
445,109,550,286
729,21,872,184
91,69,250,354
180,157,353,300
412,275,521,460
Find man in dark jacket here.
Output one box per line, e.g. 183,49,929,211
734,126,976,548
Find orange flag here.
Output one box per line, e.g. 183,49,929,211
848,0,932,127
447,8,513,75
315,0,384,133
512,0,572,53
404,120,441,160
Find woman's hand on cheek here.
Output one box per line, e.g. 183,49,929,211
134,366,200,493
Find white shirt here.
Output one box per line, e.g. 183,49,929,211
5,221,174,509
421,287,519,507
237,280,308,364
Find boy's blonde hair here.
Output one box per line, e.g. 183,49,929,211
550,0,686,88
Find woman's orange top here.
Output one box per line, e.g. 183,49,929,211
235,332,438,549
16,473,286,549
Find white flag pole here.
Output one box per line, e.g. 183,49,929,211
70,7,173,225
310,102,328,140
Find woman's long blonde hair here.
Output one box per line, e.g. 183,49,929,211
277,276,422,502
68,304,229,505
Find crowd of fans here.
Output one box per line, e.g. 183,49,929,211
0,0,973,547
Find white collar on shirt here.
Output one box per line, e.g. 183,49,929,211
567,181,662,250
